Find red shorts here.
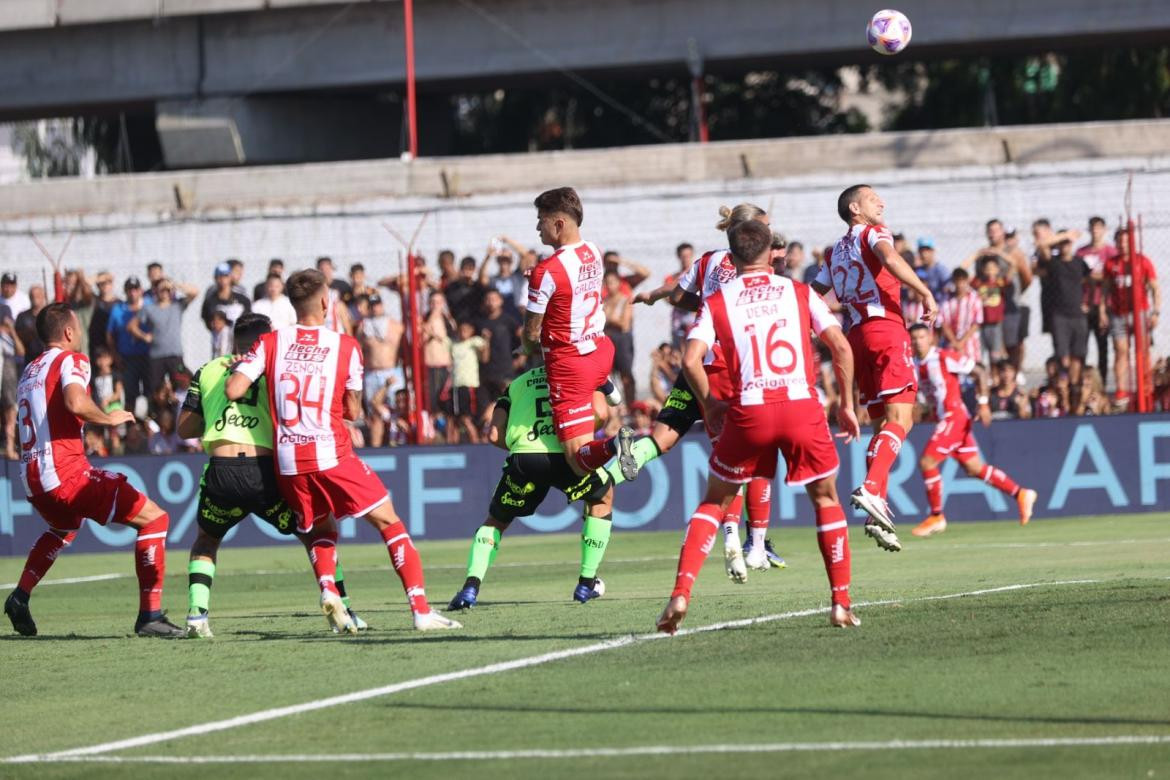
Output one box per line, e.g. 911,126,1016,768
705,345,734,402
709,399,839,486
29,468,147,532
545,336,615,442
847,318,917,415
279,455,390,533
923,413,980,463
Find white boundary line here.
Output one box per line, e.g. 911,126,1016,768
4,578,1104,764
12,735,1170,764
0,573,125,589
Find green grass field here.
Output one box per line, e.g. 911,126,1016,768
1,513,1168,779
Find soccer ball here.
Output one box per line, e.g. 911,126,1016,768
593,578,606,597
867,9,912,55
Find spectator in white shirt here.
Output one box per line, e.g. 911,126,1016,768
251,274,297,330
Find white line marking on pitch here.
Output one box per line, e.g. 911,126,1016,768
3,578,1106,764
11,735,1170,764
0,573,125,590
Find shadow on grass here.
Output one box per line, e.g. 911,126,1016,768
384,701,1170,728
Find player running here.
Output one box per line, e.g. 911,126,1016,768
658,220,863,634
178,312,367,638
907,323,1037,536
4,304,184,638
812,184,938,552
620,204,790,578
226,269,460,632
448,364,615,610
523,187,638,482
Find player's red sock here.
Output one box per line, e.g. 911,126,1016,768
574,438,616,471
135,514,169,615
815,505,851,608
381,522,431,615
980,464,1020,497
308,533,340,597
922,466,943,514
17,531,76,595
671,504,721,599
863,422,906,498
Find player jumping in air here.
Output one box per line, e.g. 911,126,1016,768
812,184,938,552
4,304,184,638
226,269,460,632
448,364,615,610
658,219,863,634
619,204,790,579
178,312,367,637
523,187,638,483
907,323,1038,536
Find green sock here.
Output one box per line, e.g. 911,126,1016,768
579,514,613,579
335,561,350,609
466,525,502,582
187,559,215,617
602,436,661,487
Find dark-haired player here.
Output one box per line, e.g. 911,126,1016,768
4,304,183,637
658,219,863,634
448,363,614,610
812,184,938,552
227,269,460,632
907,323,1037,537
178,312,367,637
523,187,638,482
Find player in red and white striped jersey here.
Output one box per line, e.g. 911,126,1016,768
658,220,864,634
908,324,1036,537
812,184,938,553
938,268,984,366
622,205,789,579
4,304,183,638
228,269,460,632
523,187,637,482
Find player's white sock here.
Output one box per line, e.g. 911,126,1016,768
750,526,766,550
721,521,741,550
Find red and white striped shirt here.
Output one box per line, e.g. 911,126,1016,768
938,290,983,364
17,348,92,496
678,248,738,368
914,346,974,420
526,240,606,355
235,325,363,475
688,272,838,406
816,224,903,326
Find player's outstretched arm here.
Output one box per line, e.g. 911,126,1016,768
62,384,134,427
633,283,676,306
176,410,202,439
820,325,860,442
874,241,937,323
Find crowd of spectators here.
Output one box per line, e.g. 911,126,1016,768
0,212,1164,458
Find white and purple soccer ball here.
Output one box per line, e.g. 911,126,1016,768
867,9,912,56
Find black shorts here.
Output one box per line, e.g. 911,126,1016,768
655,371,702,436
607,329,635,377
1050,312,1088,360
488,452,609,523
196,455,297,540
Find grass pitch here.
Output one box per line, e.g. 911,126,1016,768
1,513,1168,779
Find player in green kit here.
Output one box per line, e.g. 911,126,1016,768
177,313,365,637
448,364,615,610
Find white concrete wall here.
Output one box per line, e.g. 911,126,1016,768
1,154,1167,387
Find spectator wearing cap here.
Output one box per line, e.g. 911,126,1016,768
358,293,406,447
915,238,950,303
107,276,151,417
201,262,251,333
129,278,195,406
252,273,296,330
254,258,284,301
